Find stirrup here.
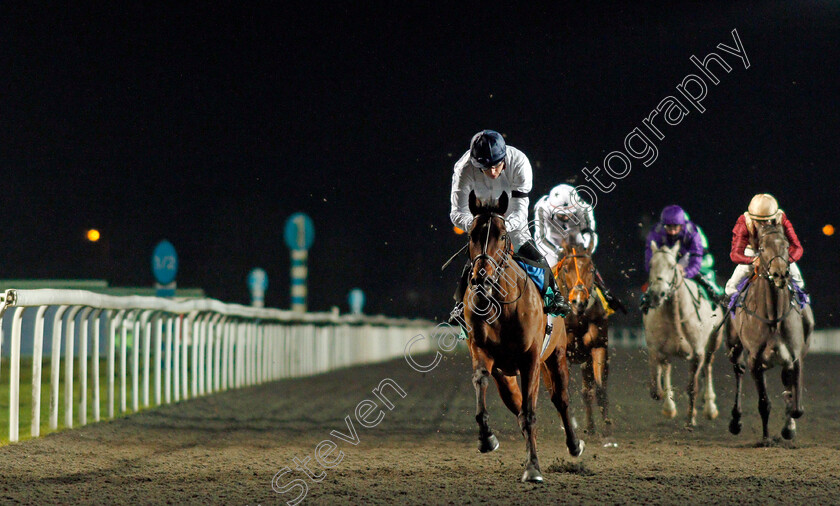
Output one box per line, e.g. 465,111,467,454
446,304,469,341
447,304,463,326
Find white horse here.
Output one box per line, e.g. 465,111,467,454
643,242,724,427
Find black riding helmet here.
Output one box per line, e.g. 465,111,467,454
469,130,506,169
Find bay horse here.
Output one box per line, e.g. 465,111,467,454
463,191,584,483
554,237,611,436
643,242,724,427
726,220,815,442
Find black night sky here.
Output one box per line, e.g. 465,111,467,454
3,2,839,325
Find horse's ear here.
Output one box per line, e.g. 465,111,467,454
669,243,681,256
650,241,658,252
468,191,479,216
497,192,509,215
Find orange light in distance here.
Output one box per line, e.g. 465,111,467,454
87,229,101,242
453,226,465,235
823,224,835,236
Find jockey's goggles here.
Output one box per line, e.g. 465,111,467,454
476,160,504,172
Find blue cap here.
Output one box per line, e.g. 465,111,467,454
469,130,506,169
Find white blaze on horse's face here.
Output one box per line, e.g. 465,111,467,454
647,242,681,307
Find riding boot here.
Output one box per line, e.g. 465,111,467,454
517,240,571,317
693,275,720,307
447,262,471,326
593,272,628,314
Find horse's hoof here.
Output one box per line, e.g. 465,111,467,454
650,389,661,401
781,426,796,440
791,408,804,419
684,421,696,431
705,407,720,420
569,439,585,458
521,468,544,483
729,418,742,435
663,408,677,419
478,434,499,453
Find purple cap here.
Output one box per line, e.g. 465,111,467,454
660,205,687,225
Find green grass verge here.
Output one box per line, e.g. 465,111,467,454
0,357,176,445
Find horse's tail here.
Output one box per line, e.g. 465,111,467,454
802,304,815,350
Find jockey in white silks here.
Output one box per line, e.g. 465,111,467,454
448,130,570,324
533,184,598,267
533,184,625,314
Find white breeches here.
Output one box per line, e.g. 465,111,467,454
544,251,559,270
725,258,804,296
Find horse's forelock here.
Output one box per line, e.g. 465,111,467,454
649,248,676,274
470,211,506,238
758,220,783,236
758,222,788,254
473,196,506,215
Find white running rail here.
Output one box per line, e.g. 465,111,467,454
611,326,840,352
0,289,433,442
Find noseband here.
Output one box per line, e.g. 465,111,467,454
558,248,592,301
470,212,514,289
649,249,684,305
755,229,789,281
742,228,797,325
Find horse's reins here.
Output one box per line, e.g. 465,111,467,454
741,230,798,325
469,213,523,305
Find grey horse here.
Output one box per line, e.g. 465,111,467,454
643,242,724,427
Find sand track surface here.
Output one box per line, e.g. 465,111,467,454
1,348,839,504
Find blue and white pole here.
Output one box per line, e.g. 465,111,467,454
284,212,315,312
290,250,308,311
348,288,365,315
248,268,268,308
